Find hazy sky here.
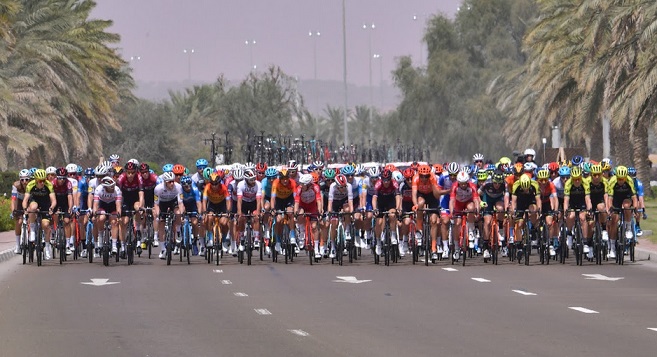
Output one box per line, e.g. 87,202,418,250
92,0,461,86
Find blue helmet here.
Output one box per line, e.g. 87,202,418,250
265,167,278,178
162,164,174,173
558,166,571,177
180,175,193,185
84,167,94,177
571,155,583,166
628,167,637,177
196,158,209,168
77,165,83,175
486,164,496,172
340,165,355,175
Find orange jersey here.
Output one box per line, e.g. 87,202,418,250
204,183,229,204
412,174,440,195
505,175,516,188
271,178,297,200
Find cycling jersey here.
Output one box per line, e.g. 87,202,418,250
588,177,608,206
93,185,122,204
271,178,297,200
237,180,262,203
511,180,540,210
25,180,54,207
204,183,229,204
328,183,353,202
295,183,321,205
564,178,590,208
607,176,636,208
11,181,26,202
154,182,183,205
261,177,274,200
633,177,644,197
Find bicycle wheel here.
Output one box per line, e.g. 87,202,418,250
36,227,42,267
246,228,252,266
87,224,94,264
147,221,153,259
618,223,625,265
127,226,134,266
384,224,390,266
283,225,290,264
186,229,191,265
559,222,568,264
337,225,344,266
575,221,584,266
58,226,65,265
594,220,602,265
166,229,172,266
424,222,431,266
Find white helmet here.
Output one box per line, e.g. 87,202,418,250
368,166,380,178
101,177,115,188
524,148,536,157
94,165,109,176
232,168,244,181
456,171,470,183
46,166,57,175
109,154,120,162
299,174,313,185
19,169,30,179
447,162,460,175
66,163,78,173
472,153,484,162
232,163,242,171
244,162,256,171
523,162,534,172
287,160,299,171
392,170,404,184
161,172,175,182
243,169,256,180
128,158,140,165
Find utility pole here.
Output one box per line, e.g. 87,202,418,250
204,132,217,167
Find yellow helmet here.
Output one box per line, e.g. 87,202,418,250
34,169,47,180
537,169,550,180
615,166,628,178
519,175,531,190
571,166,582,178
499,157,512,165
590,164,602,175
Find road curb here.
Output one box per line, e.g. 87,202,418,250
0,248,16,264
635,248,653,263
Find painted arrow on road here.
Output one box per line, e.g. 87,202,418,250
582,274,624,281
333,276,371,284
81,279,120,286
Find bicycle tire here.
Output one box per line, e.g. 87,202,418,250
87,227,94,264
618,223,625,265
36,227,42,266
246,228,252,266
337,225,344,266
283,225,290,264
424,223,431,266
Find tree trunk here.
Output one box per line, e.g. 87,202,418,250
611,124,632,166
588,118,604,160
632,118,653,197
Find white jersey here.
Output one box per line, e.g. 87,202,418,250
236,180,262,203
328,182,353,202
94,185,122,204
228,180,240,202
87,178,99,195
361,177,377,196
67,177,79,194
154,182,183,204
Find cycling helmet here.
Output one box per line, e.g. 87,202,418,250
113,166,124,176
477,171,488,181
392,170,404,184
601,157,612,166
161,172,175,182
499,157,512,166
571,155,583,166
456,171,470,183
299,173,313,185
447,162,460,175
196,158,209,168
279,168,289,178
95,165,109,176
433,163,443,174
628,167,637,177
461,165,472,175
524,148,536,157
172,164,185,175
34,169,47,180
323,168,336,180
615,166,628,178
209,173,221,184
243,169,257,181
311,172,320,183
244,162,256,171
29,168,37,177
124,162,136,171
180,176,193,185
381,169,393,181
162,164,174,173
523,162,534,172
128,158,139,166
418,165,432,176
101,177,116,188
519,175,531,189
537,169,550,180
255,162,267,173
513,163,523,175
19,169,30,179
410,162,420,171
139,163,150,172
55,167,67,178
492,171,504,183
233,168,245,181
403,168,415,179
355,164,365,175
335,174,347,187
600,162,611,171
340,165,355,176
65,163,77,174
570,166,582,178
76,165,83,175
312,161,325,170
203,167,215,180
109,154,120,162
265,167,278,178
384,163,397,172
473,153,485,162
46,166,56,175
582,162,591,174
486,164,496,172
287,160,299,171
590,164,602,175
548,162,559,172
368,166,381,178
84,168,94,177
558,166,571,177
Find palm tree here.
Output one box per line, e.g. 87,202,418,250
324,105,346,146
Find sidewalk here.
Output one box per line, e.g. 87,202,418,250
0,230,19,264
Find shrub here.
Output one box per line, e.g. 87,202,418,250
0,197,14,231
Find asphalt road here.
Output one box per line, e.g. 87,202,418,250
0,249,656,357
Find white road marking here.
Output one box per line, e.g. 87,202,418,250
569,307,599,314
442,267,458,272
333,276,372,284
221,280,232,285
254,308,271,315
234,292,248,297
582,274,624,281
213,269,223,273
647,328,657,332
512,290,537,296
81,279,120,286
471,278,491,283
288,329,309,337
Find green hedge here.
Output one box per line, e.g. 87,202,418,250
0,171,17,197
0,197,14,231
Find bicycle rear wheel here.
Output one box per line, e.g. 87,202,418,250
246,229,252,266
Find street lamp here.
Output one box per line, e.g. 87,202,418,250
183,49,195,81
308,31,321,80
245,40,257,71
342,0,348,145
373,54,383,109
362,22,376,110
542,137,547,164
412,14,425,66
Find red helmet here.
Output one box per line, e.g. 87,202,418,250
433,163,443,174
139,163,150,172
56,167,67,178
384,164,397,172
418,165,431,176
255,162,267,173
311,171,320,183
381,169,392,180
125,162,136,171
548,162,559,172
172,164,185,175
410,162,419,171
335,174,348,187
403,168,415,179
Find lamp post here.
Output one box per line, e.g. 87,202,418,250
542,137,547,164
362,23,376,110
412,14,425,66
342,0,348,145
183,49,194,81
245,40,256,71
373,53,383,108
308,31,320,80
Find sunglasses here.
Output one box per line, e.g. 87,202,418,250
126,171,136,175
20,178,29,182
538,179,548,184
182,184,191,188
474,160,483,163
68,173,77,176
37,180,45,184
382,179,391,183
175,174,183,177
247,178,256,182
211,182,220,186
420,174,430,179
448,174,457,178
140,171,149,174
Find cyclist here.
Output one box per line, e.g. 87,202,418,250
117,161,144,256
11,169,30,254
510,174,540,261
271,168,298,254
372,169,401,256
341,164,360,242
260,167,278,254
563,166,592,254
629,167,646,236
51,167,74,255
180,175,202,254
587,164,610,243
236,169,262,254
449,171,481,260
294,173,323,258
203,172,231,251
473,153,485,170
153,172,185,259
140,163,159,247
414,164,443,260
327,174,353,259
606,166,637,259
92,177,122,257
478,170,507,259
360,166,381,249
536,169,559,256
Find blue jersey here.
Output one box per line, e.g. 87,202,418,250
438,174,454,209
78,176,89,209
182,185,201,212
261,177,273,199
633,178,644,197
